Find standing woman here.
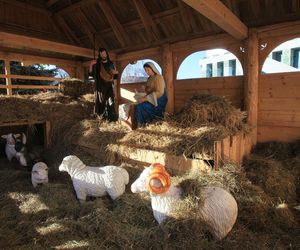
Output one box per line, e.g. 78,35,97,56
89,48,118,122
135,62,168,125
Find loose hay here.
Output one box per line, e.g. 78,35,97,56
0,93,299,249
1,148,299,249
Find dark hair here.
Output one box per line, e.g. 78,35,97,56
98,48,110,60
143,62,156,74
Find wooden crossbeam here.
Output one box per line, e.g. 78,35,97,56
132,0,161,40
0,84,59,89
97,0,130,47
0,31,94,58
0,74,63,81
181,0,248,40
0,50,77,67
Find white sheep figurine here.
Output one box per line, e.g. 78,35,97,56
131,163,238,241
32,162,49,188
1,133,21,161
59,155,129,202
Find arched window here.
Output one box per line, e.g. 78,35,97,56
121,59,161,84
262,38,300,74
177,49,243,80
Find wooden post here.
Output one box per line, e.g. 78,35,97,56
162,44,174,114
4,60,12,96
244,29,259,145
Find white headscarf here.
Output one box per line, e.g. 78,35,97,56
145,62,161,75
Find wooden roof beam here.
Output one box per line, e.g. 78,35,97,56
76,9,106,50
46,0,60,8
132,0,162,41
177,0,195,33
0,0,51,16
97,0,131,47
181,0,248,40
0,31,95,58
55,0,96,16
54,16,83,46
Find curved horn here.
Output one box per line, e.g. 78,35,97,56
146,163,171,194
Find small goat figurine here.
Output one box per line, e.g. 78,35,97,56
131,163,238,240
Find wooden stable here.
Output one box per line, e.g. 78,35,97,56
0,119,51,148
0,0,300,167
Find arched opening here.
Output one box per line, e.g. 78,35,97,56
262,38,300,74
177,49,243,80
121,59,161,84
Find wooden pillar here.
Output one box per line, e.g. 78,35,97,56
114,60,121,108
244,29,259,145
162,44,174,114
4,60,12,96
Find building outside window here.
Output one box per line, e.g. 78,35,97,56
228,59,236,76
217,61,224,76
291,48,300,68
206,63,212,77
272,50,282,62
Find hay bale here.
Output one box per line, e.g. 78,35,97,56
171,94,250,135
60,78,93,97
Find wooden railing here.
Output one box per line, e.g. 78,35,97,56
0,74,62,95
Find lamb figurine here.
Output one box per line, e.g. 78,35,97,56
59,155,129,202
32,162,49,188
131,163,238,241
1,133,21,161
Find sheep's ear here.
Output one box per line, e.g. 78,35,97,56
1,135,8,139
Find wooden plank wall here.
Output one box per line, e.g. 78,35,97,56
174,76,244,112
258,72,300,142
214,132,252,168
120,77,244,112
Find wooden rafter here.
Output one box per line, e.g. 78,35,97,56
55,0,95,16
76,9,107,50
177,0,196,33
80,8,108,49
54,16,83,46
0,31,94,58
181,0,248,40
97,0,131,47
132,0,161,41
46,0,60,8
0,0,51,16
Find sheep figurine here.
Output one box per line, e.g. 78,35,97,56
1,133,21,161
59,155,129,202
131,163,238,241
31,162,49,188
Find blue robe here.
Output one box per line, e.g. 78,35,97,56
136,90,168,125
